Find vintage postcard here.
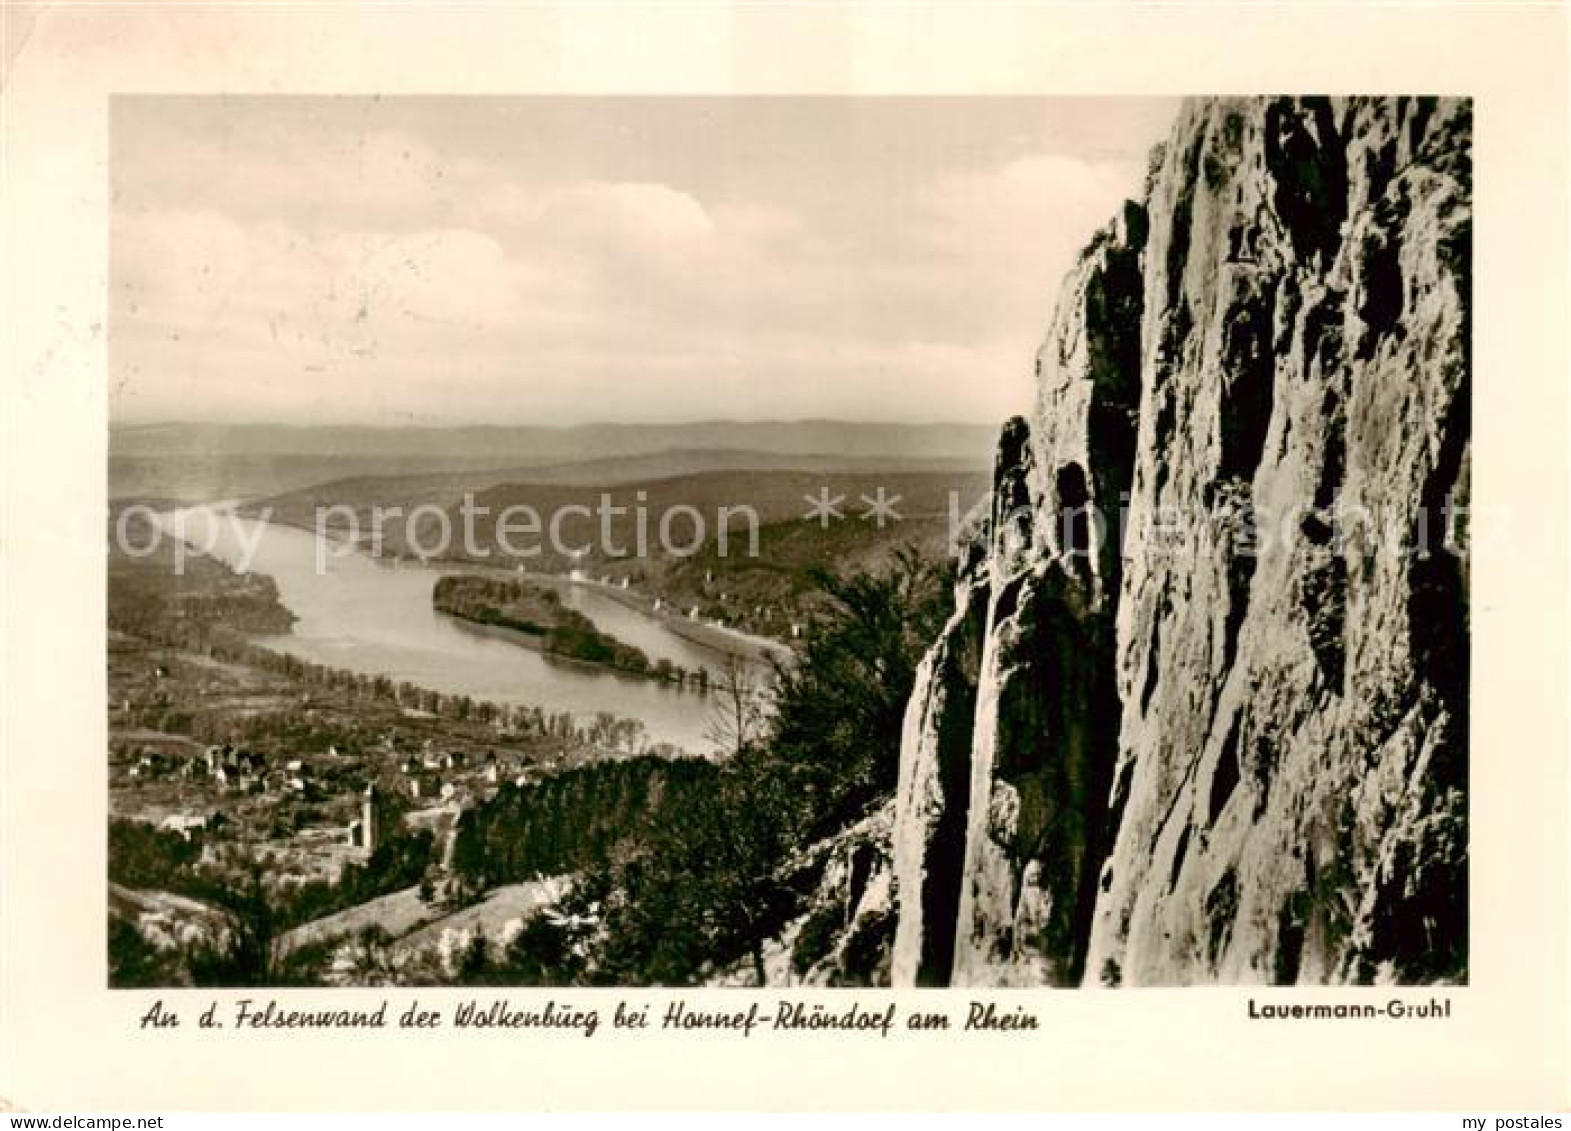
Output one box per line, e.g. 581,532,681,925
1,1,1566,1113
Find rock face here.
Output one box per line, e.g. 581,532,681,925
892,97,1470,987
725,803,898,988
790,804,899,986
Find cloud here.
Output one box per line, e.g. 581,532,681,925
116,209,534,344
112,103,1163,426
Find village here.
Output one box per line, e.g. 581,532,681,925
108,626,665,903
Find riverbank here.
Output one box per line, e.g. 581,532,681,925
568,574,795,668
147,504,729,750
227,505,795,668
432,574,709,689
433,560,794,670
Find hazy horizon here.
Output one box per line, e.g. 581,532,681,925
112,96,1177,428
110,415,1006,431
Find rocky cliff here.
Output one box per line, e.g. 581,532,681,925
892,97,1470,987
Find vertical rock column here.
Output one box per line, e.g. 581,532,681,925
892,206,1147,987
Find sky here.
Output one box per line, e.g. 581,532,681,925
111,96,1178,427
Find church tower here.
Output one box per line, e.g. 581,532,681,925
362,782,383,853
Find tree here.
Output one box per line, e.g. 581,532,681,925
589,757,796,986
585,549,949,985
703,654,771,758
109,915,176,988
186,859,284,987
767,546,951,836
495,911,586,986
457,932,492,984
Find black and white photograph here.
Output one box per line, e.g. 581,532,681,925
103,93,1471,992
8,0,1571,1114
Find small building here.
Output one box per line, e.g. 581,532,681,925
408,776,426,800
160,812,208,840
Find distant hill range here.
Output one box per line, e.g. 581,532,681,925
110,421,998,501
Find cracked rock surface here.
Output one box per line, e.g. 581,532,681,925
892,97,1470,987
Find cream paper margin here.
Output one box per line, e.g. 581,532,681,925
0,1,1565,1113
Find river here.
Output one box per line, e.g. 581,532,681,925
158,507,761,751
